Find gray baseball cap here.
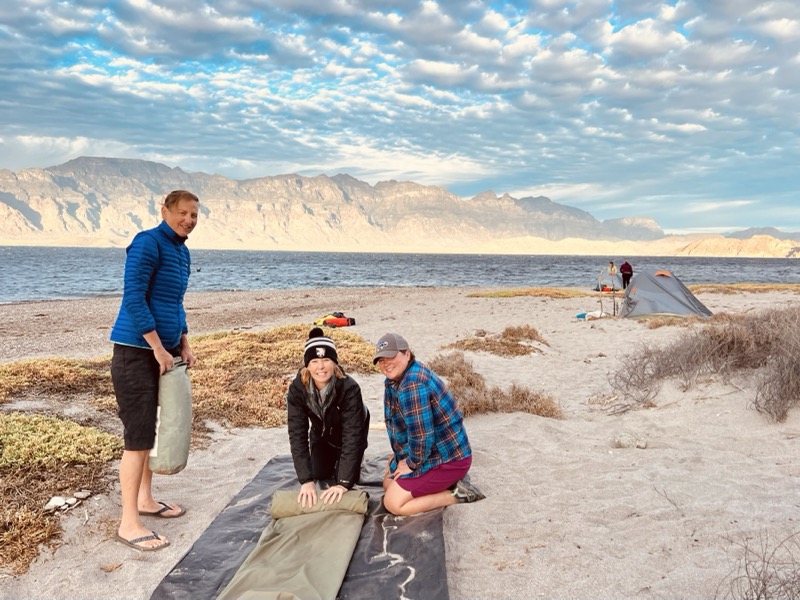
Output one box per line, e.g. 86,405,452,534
373,333,410,364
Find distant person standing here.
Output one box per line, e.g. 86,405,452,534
620,260,634,289
110,190,199,552
599,261,619,291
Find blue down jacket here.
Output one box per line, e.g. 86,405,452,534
110,220,191,350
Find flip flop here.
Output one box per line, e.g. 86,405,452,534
115,532,170,552
139,501,186,519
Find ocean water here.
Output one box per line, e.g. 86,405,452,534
0,246,796,304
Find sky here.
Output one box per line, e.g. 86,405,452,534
1,1,798,234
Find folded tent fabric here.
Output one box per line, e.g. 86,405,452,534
216,490,369,600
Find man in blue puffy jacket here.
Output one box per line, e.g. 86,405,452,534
110,190,199,552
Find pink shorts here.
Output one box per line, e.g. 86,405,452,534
396,456,472,498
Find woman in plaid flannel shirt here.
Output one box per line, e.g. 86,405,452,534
374,333,483,515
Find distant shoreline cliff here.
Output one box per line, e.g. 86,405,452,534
0,157,797,258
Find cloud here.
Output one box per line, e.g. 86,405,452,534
606,18,688,59
1,134,137,169
404,58,478,86
685,199,755,213
0,0,797,233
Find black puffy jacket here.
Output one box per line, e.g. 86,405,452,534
286,369,369,488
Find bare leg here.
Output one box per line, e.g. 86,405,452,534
118,449,168,549
136,460,184,516
136,460,183,517
382,478,457,516
137,459,155,509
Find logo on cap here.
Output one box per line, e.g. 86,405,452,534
377,341,389,351
316,348,326,358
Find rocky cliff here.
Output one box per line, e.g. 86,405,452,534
0,157,796,258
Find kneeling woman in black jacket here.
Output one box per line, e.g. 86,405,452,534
286,327,370,507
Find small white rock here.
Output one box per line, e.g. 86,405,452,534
45,496,67,512
74,490,92,500
64,497,79,506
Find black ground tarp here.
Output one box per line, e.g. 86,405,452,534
150,454,449,600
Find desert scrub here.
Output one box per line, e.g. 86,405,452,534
1,413,120,575
187,323,376,429
689,282,800,295
444,325,548,357
609,305,800,419
429,351,562,419
716,529,800,599
0,357,112,404
0,412,121,468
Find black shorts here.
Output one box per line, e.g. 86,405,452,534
111,344,177,451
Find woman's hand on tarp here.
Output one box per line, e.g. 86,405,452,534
297,482,318,508
320,485,347,505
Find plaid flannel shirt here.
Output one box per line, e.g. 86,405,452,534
383,360,471,477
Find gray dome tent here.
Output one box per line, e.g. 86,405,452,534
620,270,712,319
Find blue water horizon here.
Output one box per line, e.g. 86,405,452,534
0,246,796,304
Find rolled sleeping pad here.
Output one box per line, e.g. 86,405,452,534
270,489,369,519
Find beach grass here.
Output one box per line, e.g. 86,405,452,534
688,282,800,295
430,351,562,419
467,283,800,301
443,324,549,356
0,357,113,404
187,324,377,431
717,530,800,599
0,413,120,575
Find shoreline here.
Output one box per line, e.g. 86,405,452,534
2,250,797,308
2,234,798,258
2,287,800,599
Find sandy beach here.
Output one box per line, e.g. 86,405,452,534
1,286,799,600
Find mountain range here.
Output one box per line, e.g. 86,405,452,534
0,156,797,258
